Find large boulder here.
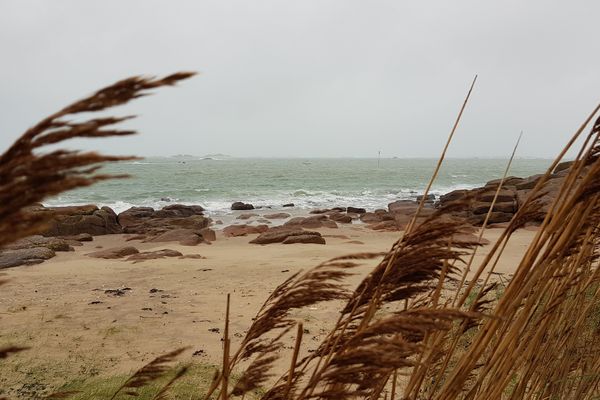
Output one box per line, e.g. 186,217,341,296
86,246,139,259
160,204,204,216
263,213,291,219
468,212,514,225
284,216,327,229
0,247,56,269
127,249,183,262
236,213,259,220
515,175,544,191
26,205,122,236
250,228,322,245
416,194,435,203
282,235,326,245
231,202,254,210
485,176,524,188
346,207,366,214
5,235,72,252
118,205,210,236
360,212,394,224
439,190,470,204
369,220,401,231
388,200,420,215
554,160,574,173
147,229,204,246
472,201,516,215
477,189,516,203
117,207,155,228
328,213,353,224
222,224,269,237
58,233,93,242
199,228,216,242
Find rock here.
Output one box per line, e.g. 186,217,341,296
323,234,350,240
222,224,269,237
416,194,435,202
127,249,183,262
488,222,511,229
179,254,206,259
86,246,139,259
117,207,155,227
282,203,295,208
0,247,56,269
118,205,210,235
369,220,400,231
199,228,216,242
162,204,204,214
515,175,544,191
468,212,513,225
26,205,123,236
329,213,353,224
451,233,490,246
309,209,329,214
282,235,326,245
472,201,516,215
360,212,382,224
360,212,394,224
284,217,324,229
477,189,515,203
263,213,291,219
125,234,147,241
237,213,259,220
321,220,338,229
388,200,419,214
250,228,322,245
439,190,470,204
5,236,72,252
345,240,364,245
485,176,524,188
231,202,254,210
58,233,93,242
148,229,204,246
554,160,573,173
346,207,366,214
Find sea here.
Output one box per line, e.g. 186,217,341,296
44,157,552,219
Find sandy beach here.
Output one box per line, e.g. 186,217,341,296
0,224,536,395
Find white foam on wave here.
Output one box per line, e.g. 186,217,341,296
43,183,483,216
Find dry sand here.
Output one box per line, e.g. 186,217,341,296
0,225,536,393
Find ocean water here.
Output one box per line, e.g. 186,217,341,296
44,157,552,218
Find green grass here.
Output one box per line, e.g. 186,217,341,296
52,363,262,400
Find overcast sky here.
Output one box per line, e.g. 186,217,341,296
1,1,598,158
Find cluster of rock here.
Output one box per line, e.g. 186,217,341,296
118,204,214,245
1,162,574,268
23,204,122,236
436,161,573,226
0,204,216,269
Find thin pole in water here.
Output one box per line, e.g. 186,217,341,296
377,150,381,168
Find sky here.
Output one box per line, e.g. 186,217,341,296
0,1,598,158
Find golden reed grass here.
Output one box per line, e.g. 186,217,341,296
1,74,599,399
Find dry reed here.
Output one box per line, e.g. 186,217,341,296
2,72,599,400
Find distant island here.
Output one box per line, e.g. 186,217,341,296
169,153,233,160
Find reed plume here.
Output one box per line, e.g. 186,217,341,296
0,72,195,249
